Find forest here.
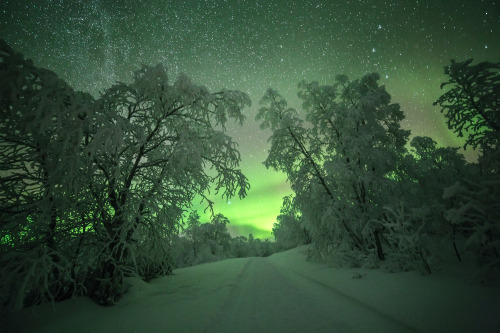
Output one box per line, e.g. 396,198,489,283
1,39,499,312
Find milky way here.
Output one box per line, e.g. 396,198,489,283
2,0,499,238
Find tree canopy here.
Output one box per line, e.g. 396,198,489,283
263,62,499,277
0,40,251,308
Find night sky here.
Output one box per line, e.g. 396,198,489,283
1,0,499,238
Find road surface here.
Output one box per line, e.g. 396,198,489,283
206,257,415,333
8,247,499,332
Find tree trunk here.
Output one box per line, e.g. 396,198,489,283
374,229,385,261
89,236,126,305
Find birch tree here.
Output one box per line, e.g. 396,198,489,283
258,73,410,263
86,64,250,303
435,59,500,277
0,40,251,307
1,40,94,309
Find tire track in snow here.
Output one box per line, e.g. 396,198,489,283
206,257,257,332
206,257,416,332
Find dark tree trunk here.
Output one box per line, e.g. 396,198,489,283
374,229,385,261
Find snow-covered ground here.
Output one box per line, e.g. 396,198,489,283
5,246,500,332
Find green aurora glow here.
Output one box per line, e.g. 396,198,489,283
192,166,292,239
1,0,498,239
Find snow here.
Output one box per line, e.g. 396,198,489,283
5,246,500,333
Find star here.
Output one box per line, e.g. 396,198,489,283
2,0,496,238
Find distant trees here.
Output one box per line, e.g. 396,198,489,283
176,212,232,264
272,195,310,251
0,40,251,309
199,213,232,258
185,211,202,259
173,211,276,266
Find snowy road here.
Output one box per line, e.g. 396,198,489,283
7,246,500,332
208,257,415,333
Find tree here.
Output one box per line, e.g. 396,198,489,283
0,40,251,308
303,74,409,260
256,88,339,255
184,211,202,258
272,195,310,250
258,73,410,263
400,136,468,218
435,59,500,278
0,40,94,309
84,64,251,303
434,59,500,151
200,213,232,257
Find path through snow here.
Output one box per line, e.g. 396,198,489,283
5,246,500,332
209,257,414,332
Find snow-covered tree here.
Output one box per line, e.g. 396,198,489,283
184,210,202,259
385,136,472,269
435,59,500,278
256,88,338,254
200,213,232,258
0,40,251,308
272,195,310,250
434,59,500,152
302,74,409,261
0,40,95,309
258,73,410,264
84,64,250,303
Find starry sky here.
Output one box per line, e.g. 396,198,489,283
1,0,499,239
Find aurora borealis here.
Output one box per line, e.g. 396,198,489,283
1,0,498,239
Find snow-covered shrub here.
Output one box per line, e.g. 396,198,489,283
0,245,74,312
133,242,172,282
444,176,500,276
169,234,195,268
381,203,435,274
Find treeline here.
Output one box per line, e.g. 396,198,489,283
172,211,275,268
266,60,499,278
0,41,253,310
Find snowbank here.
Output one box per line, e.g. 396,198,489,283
269,246,500,332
